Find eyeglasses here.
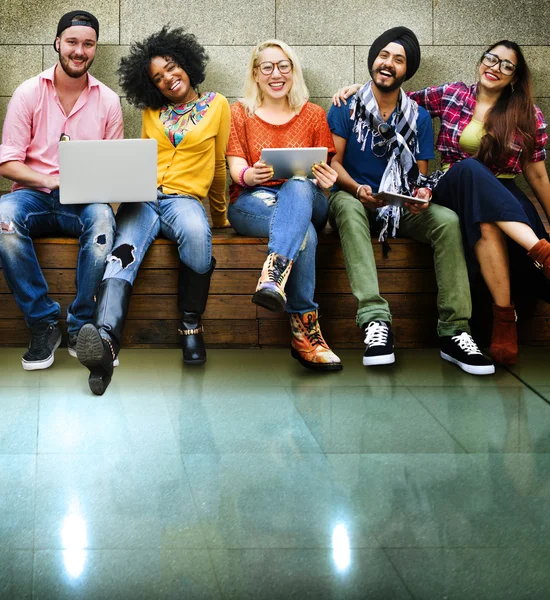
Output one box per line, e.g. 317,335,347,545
481,52,517,76
256,60,293,76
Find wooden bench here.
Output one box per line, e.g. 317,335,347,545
1,228,549,348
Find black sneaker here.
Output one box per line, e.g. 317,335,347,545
362,321,395,366
440,331,495,375
22,321,62,371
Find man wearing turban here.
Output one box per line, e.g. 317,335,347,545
326,26,494,375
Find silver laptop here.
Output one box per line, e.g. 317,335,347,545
261,147,328,180
59,139,158,204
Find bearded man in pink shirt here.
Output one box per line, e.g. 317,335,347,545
0,10,123,371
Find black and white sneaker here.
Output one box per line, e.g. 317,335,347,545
440,332,495,375
22,321,62,371
363,321,395,366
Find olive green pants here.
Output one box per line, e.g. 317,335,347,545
328,190,472,337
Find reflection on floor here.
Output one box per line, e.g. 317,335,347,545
1,346,549,599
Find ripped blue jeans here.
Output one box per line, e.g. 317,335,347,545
228,178,328,314
0,188,115,334
103,192,212,283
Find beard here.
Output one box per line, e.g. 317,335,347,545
58,53,94,79
370,67,407,92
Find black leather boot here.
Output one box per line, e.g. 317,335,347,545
177,258,216,365
76,278,132,395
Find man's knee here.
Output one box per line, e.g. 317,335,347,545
428,204,462,240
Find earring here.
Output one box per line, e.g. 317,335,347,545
511,83,515,92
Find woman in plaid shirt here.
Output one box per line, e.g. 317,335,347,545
334,40,550,366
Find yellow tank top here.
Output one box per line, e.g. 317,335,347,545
442,118,515,178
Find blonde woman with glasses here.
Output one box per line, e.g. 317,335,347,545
226,40,342,371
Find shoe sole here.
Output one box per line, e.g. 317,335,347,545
76,325,106,370
22,334,62,371
252,289,286,313
440,351,495,375
69,344,119,367
362,353,395,366
291,348,343,372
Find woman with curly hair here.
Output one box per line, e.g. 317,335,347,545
333,40,550,365
76,26,230,395
226,40,342,372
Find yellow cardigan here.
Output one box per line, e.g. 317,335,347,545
141,92,230,227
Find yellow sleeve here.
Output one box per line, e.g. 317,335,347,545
208,96,230,227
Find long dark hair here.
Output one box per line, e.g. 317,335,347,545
118,26,208,110
477,40,536,170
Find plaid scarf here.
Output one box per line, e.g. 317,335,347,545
350,82,421,241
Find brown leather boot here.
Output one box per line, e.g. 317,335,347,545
289,311,342,372
252,253,293,312
490,304,518,365
527,239,550,278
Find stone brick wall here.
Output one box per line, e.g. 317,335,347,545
1,0,549,191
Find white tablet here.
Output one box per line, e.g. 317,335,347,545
59,139,158,204
260,147,328,180
372,191,429,207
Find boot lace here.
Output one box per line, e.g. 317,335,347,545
304,313,325,347
364,321,389,348
452,332,482,356
269,256,289,284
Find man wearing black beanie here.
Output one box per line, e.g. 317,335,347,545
0,11,123,371
326,27,494,376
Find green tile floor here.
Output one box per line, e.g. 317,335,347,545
1,345,549,599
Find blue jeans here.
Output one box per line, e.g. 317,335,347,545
228,177,328,314
103,192,212,283
0,189,115,334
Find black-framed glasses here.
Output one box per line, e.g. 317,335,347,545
256,60,293,76
481,52,517,76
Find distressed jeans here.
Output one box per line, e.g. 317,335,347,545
328,190,472,336
103,192,212,283
0,188,115,334
228,177,328,314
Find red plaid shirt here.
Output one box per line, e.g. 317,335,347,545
409,82,547,175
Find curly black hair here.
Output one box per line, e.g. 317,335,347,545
118,26,209,109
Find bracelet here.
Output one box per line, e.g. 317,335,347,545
355,184,365,199
238,166,252,188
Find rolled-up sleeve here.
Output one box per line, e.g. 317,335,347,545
0,84,33,164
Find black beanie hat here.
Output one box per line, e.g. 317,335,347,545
367,26,421,81
53,10,99,51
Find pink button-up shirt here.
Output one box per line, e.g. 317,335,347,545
0,64,124,193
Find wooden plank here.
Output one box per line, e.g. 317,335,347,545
0,319,258,347
256,293,440,320
0,269,259,295
0,294,256,320
0,316,548,348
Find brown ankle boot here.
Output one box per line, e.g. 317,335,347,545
289,311,342,372
527,239,550,278
490,304,518,365
252,253,293,312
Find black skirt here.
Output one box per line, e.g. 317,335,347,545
433,158,550,302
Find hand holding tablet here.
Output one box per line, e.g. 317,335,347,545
372,191,429,207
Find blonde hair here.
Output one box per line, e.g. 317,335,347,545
240,39,309,117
